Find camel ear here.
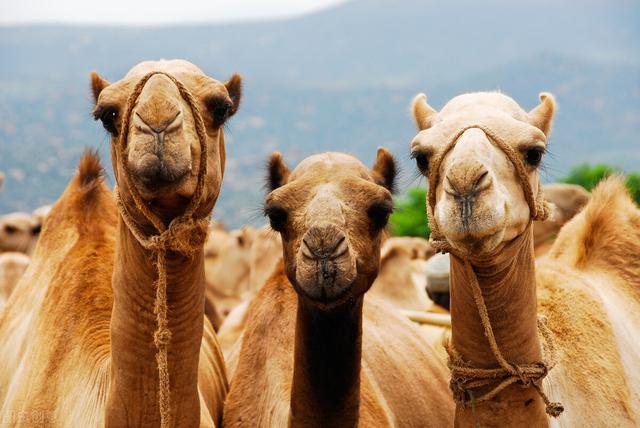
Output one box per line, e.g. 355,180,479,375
411,93,438,131
372,147,397,193
237,226,254,247
90,71,110,105
529,92,556,136
225,73,242,117
267,152,290,191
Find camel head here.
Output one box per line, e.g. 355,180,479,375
0,212,40,254
264,149,396,310
91,59,242,221
410,91,555,255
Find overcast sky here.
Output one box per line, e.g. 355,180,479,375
0,0,346,25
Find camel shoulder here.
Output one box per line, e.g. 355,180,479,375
361,296,454,425
536,265,637,422
223,260,296,427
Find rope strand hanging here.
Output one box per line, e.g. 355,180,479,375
115,71,211,428
425,124,563,418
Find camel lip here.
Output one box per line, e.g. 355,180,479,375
134,168,191,199
292,277,356,308
446,229,507,258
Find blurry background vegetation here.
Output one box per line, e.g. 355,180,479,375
390,164,640,238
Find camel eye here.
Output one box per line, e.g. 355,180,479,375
411,151,429,174
95,106,119,135
206,97,232,128
524,147,545,167
4,225,17,234
368,201,393,230
265,205,288,232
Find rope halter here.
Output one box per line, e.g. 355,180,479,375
114,71,212,428
422,123,563,418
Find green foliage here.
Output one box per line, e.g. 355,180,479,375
562,163,640,204
389,187,430,238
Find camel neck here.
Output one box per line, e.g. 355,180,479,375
106,217,205,427
289,296,363,428
449,225,548,426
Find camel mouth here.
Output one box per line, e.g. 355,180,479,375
446,228,506,257
293,276,356,308
129,153,192,199
292,235,359,307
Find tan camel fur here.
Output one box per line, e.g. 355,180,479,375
369,236,436,311
0,59,242,427
0,251,29,309
411,91,640,427
223,150,454,427
534,183,590,256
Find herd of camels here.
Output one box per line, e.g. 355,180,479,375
0,59,638,427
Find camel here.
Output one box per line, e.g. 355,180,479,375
0,251,29,309
204,226,257,317
534,183,590,256
223,150,454,427
369,236,436,311
0,212,40,255
411,91,640,427
203,225,280,328
0,59,242,427
0,205,51,256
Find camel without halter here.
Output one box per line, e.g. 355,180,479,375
0,59,242,427
411,91,640,427
223,150,454,427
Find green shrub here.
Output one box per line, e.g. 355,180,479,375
561,163,640,204
389,187,430,237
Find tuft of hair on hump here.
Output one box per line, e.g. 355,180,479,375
551,175,640,276
77,149,105,188
265,151,290,192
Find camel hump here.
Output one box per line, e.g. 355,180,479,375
77,149,105,187
549,175,640,277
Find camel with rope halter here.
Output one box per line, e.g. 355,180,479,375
410,90,640,427
0,59,241,427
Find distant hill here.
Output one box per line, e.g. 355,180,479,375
0,0,638,227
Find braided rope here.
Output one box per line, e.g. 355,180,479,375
425,125,563,418
115,71,211,428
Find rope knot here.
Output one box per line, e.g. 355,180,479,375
513,364,531,387
147,235,166,252
163,217,209,254
545,401,565,418
533,200,552,222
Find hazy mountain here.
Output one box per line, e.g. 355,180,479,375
0,0,638,227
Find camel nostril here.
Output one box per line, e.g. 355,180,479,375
445,162,492,198
135,110,182,138
301,238,315,259
474,170,492,192
475,170,488,185
302,227,348,260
